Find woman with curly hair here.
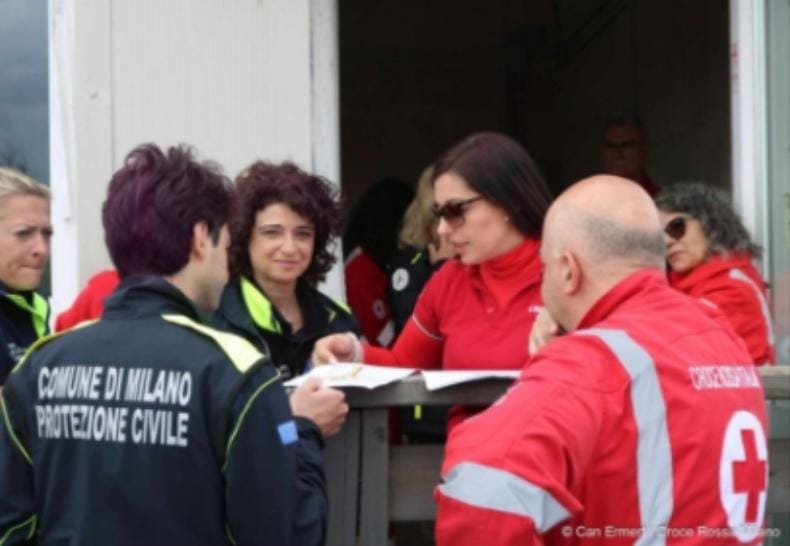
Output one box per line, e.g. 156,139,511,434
656,182,775,364
213,161,359,379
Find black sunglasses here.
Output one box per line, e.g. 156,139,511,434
431,196,484,225
664,216,688,240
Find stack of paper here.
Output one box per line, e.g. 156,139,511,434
284,363,417,390
421,370,520,391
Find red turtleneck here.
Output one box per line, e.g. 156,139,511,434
363,237,544,430
478,238,542,311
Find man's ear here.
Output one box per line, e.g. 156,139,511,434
560,250,582,296
191,222,210,260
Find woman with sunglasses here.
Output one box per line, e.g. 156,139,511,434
313,132,553,429
656,182,774,364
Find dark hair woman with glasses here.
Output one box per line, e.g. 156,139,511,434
656,182,774,364
313,132,553,430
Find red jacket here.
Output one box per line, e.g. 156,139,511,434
669,253,775,365
344,247,395,347
55,270,120,331
436,270,769,545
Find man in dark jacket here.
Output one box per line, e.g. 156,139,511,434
0,144,346,546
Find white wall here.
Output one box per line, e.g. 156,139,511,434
49,0,342,315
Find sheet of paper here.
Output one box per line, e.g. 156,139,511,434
421,370,520,391
284,363,417,390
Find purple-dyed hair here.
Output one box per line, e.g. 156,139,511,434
229,161,340,286
102,144,232,278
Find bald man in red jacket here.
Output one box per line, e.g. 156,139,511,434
436,176,769,545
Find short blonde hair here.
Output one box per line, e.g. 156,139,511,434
0,167,50,203
399,165,437,248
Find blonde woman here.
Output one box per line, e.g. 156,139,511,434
0,167,51,385
389,165,454,334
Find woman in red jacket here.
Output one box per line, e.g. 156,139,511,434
656,182,775,364
313,132,553,429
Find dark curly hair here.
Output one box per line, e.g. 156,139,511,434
229,161,341,286
655,182,762,259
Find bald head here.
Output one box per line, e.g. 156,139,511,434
545,175,664,271
539,176,665,331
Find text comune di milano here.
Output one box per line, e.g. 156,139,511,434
35,365,192,447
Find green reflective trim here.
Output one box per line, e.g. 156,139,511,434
327,308,338,323
161,314,262,373
414,404,422,420
410,251,423,265
225,524,237,545
11,323,86,374
0,514,37,546
25,516,36,540
240,277,281,334
330,297,351,314
1,396,32,465
4,292,49,339
222,370,281,472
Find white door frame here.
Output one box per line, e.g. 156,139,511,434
729,0,770,275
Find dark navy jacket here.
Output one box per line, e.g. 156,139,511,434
388,246,435,335
213,277,360,379
0,276,327,546
0,281,50,385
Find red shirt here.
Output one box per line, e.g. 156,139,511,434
669,253,775,365
55,269,120,331
436,269,769,545
364,239,543,427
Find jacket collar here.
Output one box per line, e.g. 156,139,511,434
0,280,50,337
220,277,340,340
102,275,206,323
577,269,668,329
668,252,759,292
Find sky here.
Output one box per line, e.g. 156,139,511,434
0,0,49,183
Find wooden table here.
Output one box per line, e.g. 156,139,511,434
324,366,790,546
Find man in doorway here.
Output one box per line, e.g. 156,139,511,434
602,112,660,196
0,144,346,546
435,175,769,545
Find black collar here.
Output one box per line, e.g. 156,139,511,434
102,275,206,323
